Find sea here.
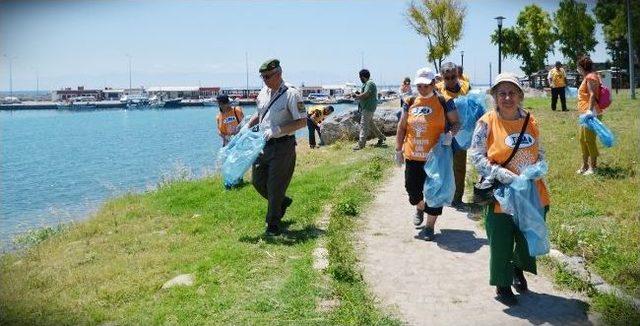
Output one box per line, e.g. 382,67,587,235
0,103,357,251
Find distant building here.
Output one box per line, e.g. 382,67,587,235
53,86,103,101
219,88,260,99
103,88,125,100
146,86,221,100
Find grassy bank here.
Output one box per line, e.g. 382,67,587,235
0,141,398,325
522,91,639,322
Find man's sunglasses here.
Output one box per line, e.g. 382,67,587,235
261,72,278,80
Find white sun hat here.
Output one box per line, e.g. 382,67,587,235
413,67,435,86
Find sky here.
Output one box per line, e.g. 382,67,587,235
0,0,608,91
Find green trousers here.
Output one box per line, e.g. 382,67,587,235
485,204,549,287
453,149,467,202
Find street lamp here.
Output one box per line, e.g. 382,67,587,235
495,16,506,74
461,50,464,68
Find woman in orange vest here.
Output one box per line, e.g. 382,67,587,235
216,94,244,147
576,55,602,175
470,73,550,306
395,67,460,241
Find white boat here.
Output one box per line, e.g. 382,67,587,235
121,94,150,108
68,96,97,109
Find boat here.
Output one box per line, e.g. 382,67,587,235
121,94,150,108
68,96,97,110
163,98,183,108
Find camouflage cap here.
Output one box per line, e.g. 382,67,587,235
259,59,280,73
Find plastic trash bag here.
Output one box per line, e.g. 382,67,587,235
579,113,616,147
566,87,578,98
217,126,266,188
453,93,487,149
494,161,550,257
423,134,455,207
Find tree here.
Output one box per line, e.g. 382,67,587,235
406,0,466,73
490,5,556,78
554,0,598,68
594,0,640,70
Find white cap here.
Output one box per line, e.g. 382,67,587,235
413,67,435,86
491,72,524,95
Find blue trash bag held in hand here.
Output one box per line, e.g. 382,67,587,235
423,134,455,207
453,93,487,150
217,126,266,188
493,161,550,257
578,113,616,147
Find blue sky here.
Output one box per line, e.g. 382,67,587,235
0,0,607,91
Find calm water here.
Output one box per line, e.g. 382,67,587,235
0,104,355,250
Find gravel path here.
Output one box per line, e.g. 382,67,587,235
360,167,596,325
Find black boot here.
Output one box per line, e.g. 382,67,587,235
513,266,528,293
495,286,518,306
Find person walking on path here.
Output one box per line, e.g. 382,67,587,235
470,72,551,306
576,56,603,176
548,61,568,111
306,105,334,148
396,67,460,241
353,69,386,150
436,62,470,209
215,94,244,147
245,59,306,236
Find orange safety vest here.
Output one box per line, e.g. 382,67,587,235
216,106,244,136
402,95,447,161
479,111,550,213
577,72,602,114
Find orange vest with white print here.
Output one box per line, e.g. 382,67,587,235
479,111,550,213
402,95,446,162
216,107,244,136
578,73,602,114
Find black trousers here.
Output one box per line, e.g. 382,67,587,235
306,118,322,147
404,159,443,216
551,87,567,111
252,136,296,227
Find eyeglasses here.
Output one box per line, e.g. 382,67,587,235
443,75,457,81
416,84,431,88
260,72,278,80
496,90,519,99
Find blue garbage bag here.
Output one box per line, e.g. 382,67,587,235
494,161,550,257
566,87,578,98
423,134,455,207
453,93,487,149
579,113,616,147
218,126,266,188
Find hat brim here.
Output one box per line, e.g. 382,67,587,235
490,80,524,95
413,77,433,86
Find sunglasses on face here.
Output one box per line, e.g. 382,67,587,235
443,75,457,81
497,90,519,99
416,84,430,88
260,72,277,80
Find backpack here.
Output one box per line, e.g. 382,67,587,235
597,84,612,111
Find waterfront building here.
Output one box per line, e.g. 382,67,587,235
53,86,103,102
219,88,260,99
147,86,220,100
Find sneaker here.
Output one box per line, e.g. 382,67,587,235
413,210,424,226
495,286,518,306
576,168,587,175
512,267,528,294
451,199,465,211
265,224,281,236
281,197,293,217
583,168,595,176
422,226,435,241
375,137,386,147
352,145,363,151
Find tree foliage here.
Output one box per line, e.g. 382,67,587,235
406,0,466,72
554,0,598,68
491,4,556,78
593,0,640,69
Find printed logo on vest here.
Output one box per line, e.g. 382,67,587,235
224,116,237,124
504,133,535,148
411,106,433,116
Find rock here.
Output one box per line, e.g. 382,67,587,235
161,273,195,289
320,109,400,145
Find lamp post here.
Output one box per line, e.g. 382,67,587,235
461,50,464,68
495,16,506,74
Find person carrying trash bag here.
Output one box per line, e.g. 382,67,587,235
216,94,245,147
395,67,460,241
436,62,471,209
244,59,307,236
469,72,551,306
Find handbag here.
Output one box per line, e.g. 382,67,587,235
473,111,530,205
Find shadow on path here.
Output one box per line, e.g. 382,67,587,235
435,229,488,253
503,290,591,325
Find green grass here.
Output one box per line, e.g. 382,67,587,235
523,91,639,322
0,142,400,325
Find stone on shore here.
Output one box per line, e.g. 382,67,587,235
320,108,399,145
161,273,195,289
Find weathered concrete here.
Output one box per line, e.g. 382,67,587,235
360,167,595,325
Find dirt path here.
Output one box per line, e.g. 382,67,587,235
360,167,596,325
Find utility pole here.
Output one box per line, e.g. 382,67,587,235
489,62,493,86
627,0,636,99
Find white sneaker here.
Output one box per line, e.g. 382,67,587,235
576,168,587,175
583,169,595,176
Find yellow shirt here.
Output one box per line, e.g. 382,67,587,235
479,111,550,213
402,95,446,161
216,106,244,136
435,80,470,101
307,105,326,124
549,68,566,88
